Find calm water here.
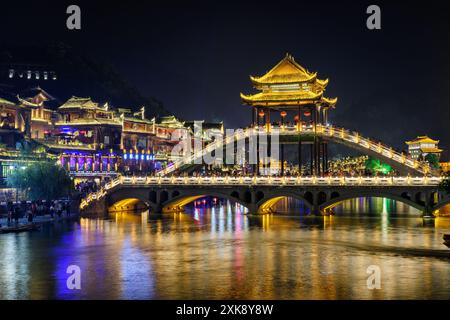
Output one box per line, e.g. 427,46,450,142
0,198,449,300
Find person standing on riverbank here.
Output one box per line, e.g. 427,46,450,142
7,201,13,225
54,201,62,218
13,205,20,224
67,202,71,217
49,202,55,219
27,206,33,223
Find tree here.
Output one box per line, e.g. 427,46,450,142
424,153,440,169
440,171,450,195
364,157,393,175
8,161,73,201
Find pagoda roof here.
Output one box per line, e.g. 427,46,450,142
16,87,60,110
240,91,337,108
123,116,154,125
159,115,185,127
184,120,224,130
0,97,16,106
420,147,442,153
406,135,439,145
241,53,337,108
250,53,327,86
59,96,110,112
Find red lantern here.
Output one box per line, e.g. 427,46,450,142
294,115,299,122
258,110,265,118
304,111,311,117
280,111,287,118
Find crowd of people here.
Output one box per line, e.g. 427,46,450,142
1,200,71,226
75,180,99,198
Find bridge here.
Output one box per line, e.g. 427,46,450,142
80,175,449,216
157,124,434,177
78,55,447,217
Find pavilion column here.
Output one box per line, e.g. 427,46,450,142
256,131,260,176
252,107,255,127
268,129,271,173
281,143,284,176
298,106,302,174
298,140,302,175
312,106,318,176
321,142,326,176
316,107,321,175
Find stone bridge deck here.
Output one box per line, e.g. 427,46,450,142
80,176,448,216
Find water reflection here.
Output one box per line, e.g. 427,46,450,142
0,198,449,299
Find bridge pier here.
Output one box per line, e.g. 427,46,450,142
81,196,107,216
422,205,435,218
79,177,447,219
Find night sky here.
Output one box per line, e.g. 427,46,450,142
1,0,449,155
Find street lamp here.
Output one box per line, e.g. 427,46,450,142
280,111,287,126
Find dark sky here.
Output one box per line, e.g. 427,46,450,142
1,0,449,154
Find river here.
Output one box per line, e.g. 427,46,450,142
0,197,449,300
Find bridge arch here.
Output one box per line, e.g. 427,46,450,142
319,191,425,214
432,199,450,215
257,190,313,214
161,189,249,213
107,188,152,212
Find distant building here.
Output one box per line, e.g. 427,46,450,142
440,162,450,173
0,89,223,186
405,136,442,160
0,93,46,187
5,65,57,82
18,87,58,139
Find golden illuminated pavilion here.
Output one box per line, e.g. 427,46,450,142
240,53,337,176
241,53,337,119
406,135,442,160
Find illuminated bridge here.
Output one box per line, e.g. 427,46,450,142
157,124,434,177
80,175,449,216
79,55,445,216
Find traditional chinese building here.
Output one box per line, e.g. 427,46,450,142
0,96,29,147
117,107,157,173
44,97,122,180
17,87,58,140
405,136,442,160
154,115,189,166
0,93,51,187
241,53,337,175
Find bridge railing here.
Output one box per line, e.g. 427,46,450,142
155,124,431,177
79,175,442,210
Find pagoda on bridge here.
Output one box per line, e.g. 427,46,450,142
241,54,337,175
240,53,337,112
